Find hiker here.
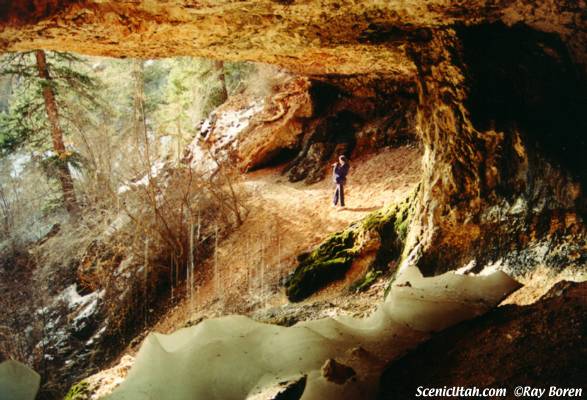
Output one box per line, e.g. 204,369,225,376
332,155,350,208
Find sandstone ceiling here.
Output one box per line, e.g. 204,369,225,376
0,0,585,77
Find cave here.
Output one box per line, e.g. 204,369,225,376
0,1,585,399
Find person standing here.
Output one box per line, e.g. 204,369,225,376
332,155,350,208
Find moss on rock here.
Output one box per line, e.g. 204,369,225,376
348,270,384,293
285,229,359,302
284,189,418,301
64,380,90,400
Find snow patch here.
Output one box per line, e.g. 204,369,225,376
508,197,527,215
212,100,264,150
74,296,101,324
117,159,168,194
86,325,108,347
104,214,131,238
189,99,265,171
59,284,104,312
114,255,134,277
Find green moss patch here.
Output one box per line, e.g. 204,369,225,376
284,188,418,302
64,381,90,400
348,270,384,293
285,229,359,302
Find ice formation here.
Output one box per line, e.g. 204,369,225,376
106,265,519,400
0,360,40,400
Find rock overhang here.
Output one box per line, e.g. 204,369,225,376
0,1,585,77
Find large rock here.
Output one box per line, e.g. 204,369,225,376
405,26,587,278
190,76,312,172
378,281,587,399
188,74,418,181
283,77,418,183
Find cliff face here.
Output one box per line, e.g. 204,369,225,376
1,0,586,279
189,74,418,183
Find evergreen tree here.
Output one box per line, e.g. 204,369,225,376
35,50,78,214
0,50,102,214
213,60,228,104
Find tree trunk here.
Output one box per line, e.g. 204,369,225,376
132,60,145,162
214,60,228,103
35,50,78,215
131,60,154,170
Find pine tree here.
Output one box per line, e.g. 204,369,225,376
213,60,228,104
0,50,101,215
34,50,78,214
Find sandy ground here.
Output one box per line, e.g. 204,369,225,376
152,144,422,333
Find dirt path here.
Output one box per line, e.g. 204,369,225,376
155,144,422,332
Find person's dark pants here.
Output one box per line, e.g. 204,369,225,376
333,183,345,207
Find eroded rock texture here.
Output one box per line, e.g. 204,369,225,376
1,0,586,278
190,74,417,183
1,1,586,75
407,26,587,277
284,75,417,183
378,281,587,398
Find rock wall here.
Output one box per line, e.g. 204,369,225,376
189,76,313,172
190,74,418,184
405,27,587,277
284,75,418,183
1,1,586,75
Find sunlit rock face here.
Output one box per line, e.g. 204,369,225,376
188,76,314,173
188,74,418,182
2,0,585,278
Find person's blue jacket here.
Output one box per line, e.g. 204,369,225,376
333,163,350,184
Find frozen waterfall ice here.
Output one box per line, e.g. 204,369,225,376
105,265,519,400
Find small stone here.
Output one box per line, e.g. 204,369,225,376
349,346,369,358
